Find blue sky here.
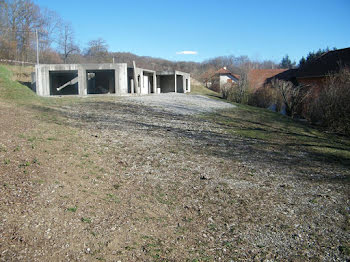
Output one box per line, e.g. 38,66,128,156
34,0,350,64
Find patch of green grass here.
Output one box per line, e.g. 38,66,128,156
67,206,77,212
27,136,36,142
81,217,92,223
189,84,221,98
33,179,44,185
0,65,39,104
19,161,30,168
208,223,217,231
105,193,120,204
203,103,350,165
4,159,10,165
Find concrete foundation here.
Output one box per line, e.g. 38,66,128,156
157,70,191,94
33,64,190,97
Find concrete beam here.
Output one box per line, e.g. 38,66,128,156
56,77,78,91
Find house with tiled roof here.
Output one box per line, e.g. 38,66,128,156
209,67,240,92
295,47,350,88
247,69,289,91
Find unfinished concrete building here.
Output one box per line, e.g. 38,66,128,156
33,63,190,97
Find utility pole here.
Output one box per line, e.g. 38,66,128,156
36,29,39,65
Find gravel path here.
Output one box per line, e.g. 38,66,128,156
125,93,235,115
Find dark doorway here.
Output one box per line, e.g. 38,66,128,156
49,71,78,95
87,70,115,94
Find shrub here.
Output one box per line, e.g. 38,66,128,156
306,68,350,135
221,73,250,104
249,85,281,110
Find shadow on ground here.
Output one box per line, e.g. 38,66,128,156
30,100,350,183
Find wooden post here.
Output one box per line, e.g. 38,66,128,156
36,29,39,65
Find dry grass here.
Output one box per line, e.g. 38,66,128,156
0,64,349,261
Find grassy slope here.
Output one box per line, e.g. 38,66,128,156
189,84,222,98
206,104,350,166
189,82,350,165
0,65,39,103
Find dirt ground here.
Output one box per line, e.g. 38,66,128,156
0,93,349,262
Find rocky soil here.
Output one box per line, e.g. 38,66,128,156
0,94,349,261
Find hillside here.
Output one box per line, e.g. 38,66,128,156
0,64,349,261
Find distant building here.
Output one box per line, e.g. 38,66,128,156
247,69,289,91
295,47,350,88
209,67,240,92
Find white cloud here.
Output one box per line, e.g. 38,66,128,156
176,51,198,55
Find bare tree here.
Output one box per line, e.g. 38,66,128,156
307,68,350,134
84,38,109,63
271,79,306,117
58,21,79,63
39,8,61,48
0,0,56,62
231,72,249,104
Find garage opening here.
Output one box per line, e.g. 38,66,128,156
176,75,184,93
87,70,115,94
49,70,78,95
142,72,154,94
158,75,175,93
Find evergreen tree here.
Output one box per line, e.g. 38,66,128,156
280,55,296,69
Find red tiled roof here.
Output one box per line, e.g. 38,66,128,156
216,68,232,74
215,68,240,80
248,69,288,90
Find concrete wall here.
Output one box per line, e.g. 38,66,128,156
35,63,127,96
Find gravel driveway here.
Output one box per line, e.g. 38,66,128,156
124,93,235,115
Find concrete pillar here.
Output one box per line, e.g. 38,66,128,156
116,63,127,95
153,72,157,94
109,73,114,93
174,73,177,93
131,79,134,94
114,69,119,95
78,67,87,95
41,67,50,96
183,76,186,93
